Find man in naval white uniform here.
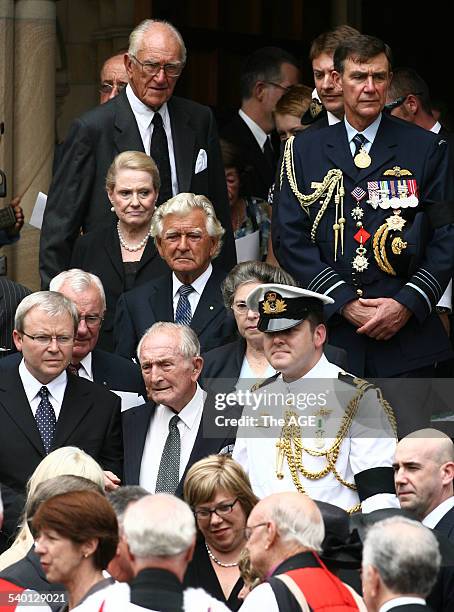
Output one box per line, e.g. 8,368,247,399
232,283,398,513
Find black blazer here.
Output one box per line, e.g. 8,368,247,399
114,267,237,360
122,393,238,496
435,506,454,542
39,90,235,288
0,367,123,538
220,114,275,199
0,278,31,357
70,220,169,351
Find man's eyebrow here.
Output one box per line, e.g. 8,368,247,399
392,460,422,469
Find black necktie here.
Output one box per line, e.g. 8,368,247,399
36,386,56,454
352,133,368,157
263,136,276,170
67,363,80,376
155,415,181,493
150,112,173,206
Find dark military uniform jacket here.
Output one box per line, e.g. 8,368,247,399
273,113,454,376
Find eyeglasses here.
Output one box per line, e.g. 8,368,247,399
231,301,252,315
131,55,184,78
264,81,292,93
193,498,239,520
78,315,104,328
244,522,269,541
22,332,73,346
99,81,127,95
385,92,423,111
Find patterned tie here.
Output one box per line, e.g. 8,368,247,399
150,112,172,206
67,363,80,376
352,133,368,157
155,415,181,493
35,386,56,454
175,285,194,325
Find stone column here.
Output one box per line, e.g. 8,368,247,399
0,0,14,195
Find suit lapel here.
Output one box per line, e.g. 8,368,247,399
136,239,161,275
149,274,174,322
191,268,225,337
123,402,155,484
0,367,45,454
103,221,124,282
168,98,195,192
114,91,145,154
52,376,93,448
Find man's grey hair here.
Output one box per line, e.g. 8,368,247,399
137,322,200,364
107,486,149,528
270,498,324,552
150,193,225,259
15,291,79,334
128,19,187,64
123,494,196,557
50,269,106,311
221,261,296,309
26,475,103,522
362,517,441,598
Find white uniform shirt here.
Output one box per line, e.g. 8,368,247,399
232,354,397,512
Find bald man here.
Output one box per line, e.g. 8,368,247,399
239,492,364,611
393,429,454,539
99,53,128,104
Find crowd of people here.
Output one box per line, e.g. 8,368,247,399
1,15,454,612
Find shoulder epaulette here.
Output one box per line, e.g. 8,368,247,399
301,99,327,126
337,371,374,392
251,372,280,392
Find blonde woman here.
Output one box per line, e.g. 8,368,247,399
0,447,104,571
183,455,258,611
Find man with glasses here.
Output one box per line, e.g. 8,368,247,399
99,52,128,105
220,47,300,199
239,492,364,611
49,269,146,407
0,291,122,541
40,19,236,289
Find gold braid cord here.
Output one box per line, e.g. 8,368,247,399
280,136,344,242
276,380,397,514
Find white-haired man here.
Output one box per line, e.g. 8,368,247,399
40,19,235,289
362,517,441,611
122,322,238,495
239,492,364,610
114,194,236,360
394,429,454,539
120,494,230,611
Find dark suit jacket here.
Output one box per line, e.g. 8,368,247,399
0,546,65,610
385,606,431,611
220,114,276,199
70,220,169,351
0,367,123,539
435,506,454,541
122,393,238,497
114,267,236,359
274,113,454,377
39,90,235,288
201,337,350,390
0,278,31,357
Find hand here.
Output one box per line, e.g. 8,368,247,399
103,470,121,491
6,196,24,236
341,299,377,328
357,297,411,340
439,312,451,336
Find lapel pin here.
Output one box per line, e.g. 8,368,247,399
209,305,214,310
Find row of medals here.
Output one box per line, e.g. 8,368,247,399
352,146,372,272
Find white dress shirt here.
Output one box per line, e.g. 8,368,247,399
379,596,426,611
422,496,454,528
126,84,179,196
345,114,382,155
77,352,93,381
139,383,205,492
239,109,268,151
19,359,66,419
172,264,212,319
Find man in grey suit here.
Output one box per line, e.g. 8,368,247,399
39,19,235,288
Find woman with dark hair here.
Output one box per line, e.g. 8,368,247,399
220,140,270,261
202,261,294,389
33,489,119,611
184,455,258,611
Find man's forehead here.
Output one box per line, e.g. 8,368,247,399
162,212,207,231
344,53,390,73
25,306,72,327
312,52,334,71
395,438,432,462
138,26,182,61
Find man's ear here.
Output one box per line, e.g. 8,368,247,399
12,329,23,352
404,94,419,116
254,81,267,102
332,70,342,89
191,356,204,382
124,53,134,79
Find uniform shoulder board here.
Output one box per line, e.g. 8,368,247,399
301,99,327,126
251,372,280,392
337,371,374,392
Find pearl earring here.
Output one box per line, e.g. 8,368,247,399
110,206,115,212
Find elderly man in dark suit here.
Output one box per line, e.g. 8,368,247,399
0,291,122,540
0,276,31,358
114,193,236,360
39,19,235,288
122,322,237,496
